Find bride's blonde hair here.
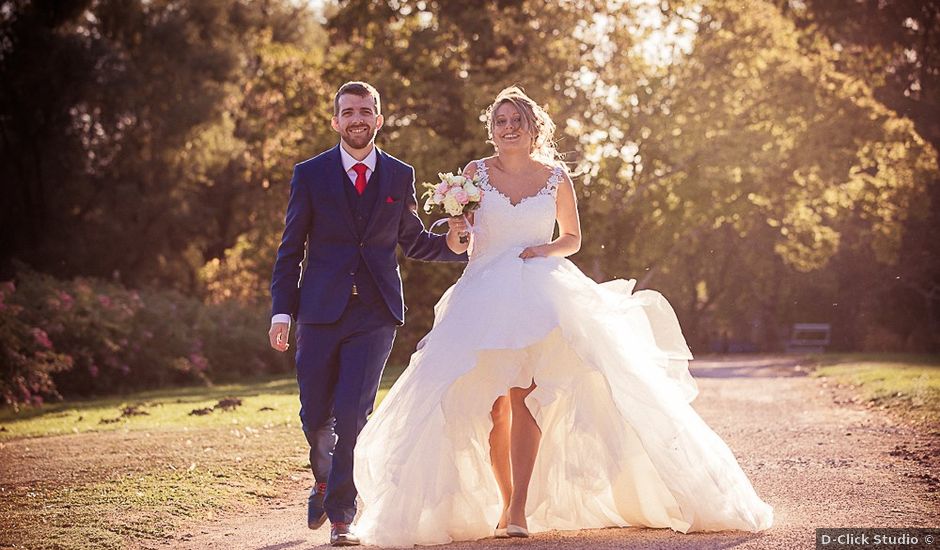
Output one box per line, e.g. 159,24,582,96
484,86,563,167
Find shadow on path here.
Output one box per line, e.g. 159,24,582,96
690,354,810,379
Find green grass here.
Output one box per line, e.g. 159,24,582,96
0,366,408,440
808,354,940,426
0,366,408,550
0,376,299,439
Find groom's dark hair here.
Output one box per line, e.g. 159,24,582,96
333,81,381,116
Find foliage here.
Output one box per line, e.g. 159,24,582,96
771,0,940,352
2,0,939,386
0,265,283,408
0,281,74,409
575,0,938,350
0,0,328,290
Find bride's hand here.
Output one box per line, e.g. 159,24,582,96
446,216,468,234
519,245,549,260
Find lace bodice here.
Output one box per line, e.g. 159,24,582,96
467,159,563,266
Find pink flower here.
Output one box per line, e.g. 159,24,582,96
88,364,99,377
31,328,52,349
57,290,74,310
97,295,112,308
454,189,469,204
189,353,209,372
119,364,131,375
435,182,449,195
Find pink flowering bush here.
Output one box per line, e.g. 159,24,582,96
0,282,74,409
1,265,280,407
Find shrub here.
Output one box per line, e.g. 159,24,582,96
0,281,74,409
1,265,284,407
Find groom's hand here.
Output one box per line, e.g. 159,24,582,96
269,323,290,352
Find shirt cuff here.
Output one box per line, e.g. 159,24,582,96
271,314,292,329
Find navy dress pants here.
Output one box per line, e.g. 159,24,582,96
294,295,397,524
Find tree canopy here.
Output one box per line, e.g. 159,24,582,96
2,0,937,359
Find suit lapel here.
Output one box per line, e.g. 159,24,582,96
362,148,394,238
326,145,357,236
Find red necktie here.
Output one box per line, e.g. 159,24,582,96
352,163,368,195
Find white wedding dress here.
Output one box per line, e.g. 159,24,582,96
353,160,773,546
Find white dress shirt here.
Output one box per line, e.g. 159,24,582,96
339,142,377,184
271,144,378,328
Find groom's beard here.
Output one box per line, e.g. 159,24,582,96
340,126,377,150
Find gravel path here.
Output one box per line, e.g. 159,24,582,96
141,355,940,550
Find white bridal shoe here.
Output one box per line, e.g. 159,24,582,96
506,524,529,538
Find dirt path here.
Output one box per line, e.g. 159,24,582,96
140,355,939,550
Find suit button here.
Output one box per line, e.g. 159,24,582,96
349,272,355,276
359,242,364,247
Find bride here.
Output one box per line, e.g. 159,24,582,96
352,86,773,546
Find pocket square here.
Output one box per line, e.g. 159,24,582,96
386,196,398,203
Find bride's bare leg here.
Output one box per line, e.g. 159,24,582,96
508,382,540,529
489,395,512,527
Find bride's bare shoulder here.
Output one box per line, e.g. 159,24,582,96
534,160,571,183
462,156,496,177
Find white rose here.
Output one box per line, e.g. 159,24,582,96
463,182,481,200
450,175,466,186
442,194,463,216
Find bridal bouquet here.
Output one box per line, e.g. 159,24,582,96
421,170,483,243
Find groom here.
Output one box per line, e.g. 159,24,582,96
269,81,468,546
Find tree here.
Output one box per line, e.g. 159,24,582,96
0,0,327,291
772,0,940,350
575,0,937,351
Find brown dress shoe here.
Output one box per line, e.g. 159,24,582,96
330,522,360,546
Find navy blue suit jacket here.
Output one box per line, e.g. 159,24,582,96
270,145,468,325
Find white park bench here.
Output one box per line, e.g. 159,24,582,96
785,323,831,353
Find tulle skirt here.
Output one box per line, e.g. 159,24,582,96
353,248,773,546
